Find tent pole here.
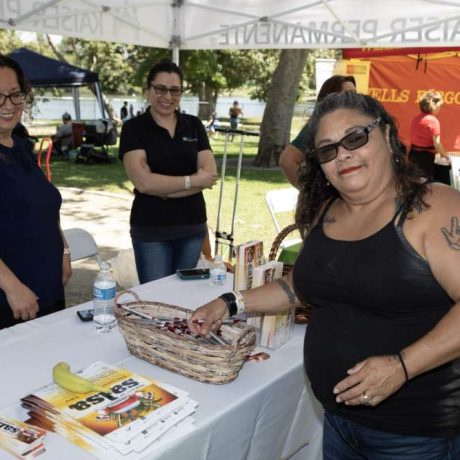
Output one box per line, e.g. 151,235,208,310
71,87,81,121
171,0,182,65
172,47,179,65
94,82,106,119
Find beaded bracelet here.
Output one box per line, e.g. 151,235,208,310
219,292,238,317
395,351,409,383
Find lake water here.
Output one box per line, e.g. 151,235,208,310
29,94,309,121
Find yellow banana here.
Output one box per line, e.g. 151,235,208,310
52,362,106,394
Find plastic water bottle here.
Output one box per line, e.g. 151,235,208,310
93,261,117,333
210,255,227,286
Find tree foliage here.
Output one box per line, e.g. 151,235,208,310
58,38,137,94
0,30,22,55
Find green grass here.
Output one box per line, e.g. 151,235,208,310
46,117,306,260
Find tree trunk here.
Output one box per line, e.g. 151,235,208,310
254,49,310,167
197,83,216,120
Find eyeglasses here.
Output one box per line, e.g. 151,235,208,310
0,91,26,107
310,117,382,164
151,84,182,97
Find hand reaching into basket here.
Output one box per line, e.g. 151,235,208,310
188,298,229,337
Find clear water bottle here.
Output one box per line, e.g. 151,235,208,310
210,255,227,286
93,261,117,333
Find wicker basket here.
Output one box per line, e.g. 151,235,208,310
269,223,313,324
115,291,256,384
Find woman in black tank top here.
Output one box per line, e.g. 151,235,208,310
190,92,460,459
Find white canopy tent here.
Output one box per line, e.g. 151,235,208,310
2,0,460,57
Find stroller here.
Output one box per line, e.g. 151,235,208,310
75,119,118,164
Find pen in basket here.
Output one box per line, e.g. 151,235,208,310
118,304,239,345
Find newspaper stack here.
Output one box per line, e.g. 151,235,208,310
21,362,198,459
0,415,46,459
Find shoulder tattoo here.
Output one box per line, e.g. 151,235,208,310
441,216,460,250
276,278,298,305
323,215,337,225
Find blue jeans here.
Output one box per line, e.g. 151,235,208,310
132,231,205,283
323,411,460,460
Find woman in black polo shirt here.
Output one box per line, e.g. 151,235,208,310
119,59,217,283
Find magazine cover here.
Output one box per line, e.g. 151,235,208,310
248,260,294,349
234,240,264,290
22,362,197,457
0,416,46,459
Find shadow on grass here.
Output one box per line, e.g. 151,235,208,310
45,149,288,190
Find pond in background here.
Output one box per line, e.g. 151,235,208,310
28,94,309,121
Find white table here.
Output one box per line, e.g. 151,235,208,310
0,275,323,460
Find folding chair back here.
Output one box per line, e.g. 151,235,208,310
71,123,86,148
63,228,101,267
265,188,299,234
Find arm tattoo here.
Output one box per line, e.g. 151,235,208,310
441,216,460,250
276,278,298,305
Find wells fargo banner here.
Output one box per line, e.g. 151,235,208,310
341,52,460,151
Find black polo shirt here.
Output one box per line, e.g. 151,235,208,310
119,110,211,230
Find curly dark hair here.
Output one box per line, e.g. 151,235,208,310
0,54,34,106
295,91,429,236
145,58,183,90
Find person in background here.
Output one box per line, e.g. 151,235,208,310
228,100,243,141
409,90,450,180
119,59,217,283
205,111,220,137
190,91,460,458
0,54,71,329
279,75,356,188
129,103,135,120
120,101,128,122
52,112,73,155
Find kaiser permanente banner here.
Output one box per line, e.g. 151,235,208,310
341,51,460,152
3,1,460,49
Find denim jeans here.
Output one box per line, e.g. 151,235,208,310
323,411,460,460
132,231,205,283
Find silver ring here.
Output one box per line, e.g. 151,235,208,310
362,392,373,406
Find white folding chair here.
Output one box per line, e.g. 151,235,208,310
449,154,460,191
63,228,101,268
265,188,302,249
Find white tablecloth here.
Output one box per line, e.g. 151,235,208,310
0,275,323,460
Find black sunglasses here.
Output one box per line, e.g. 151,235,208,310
151,84,182,97
310,117,382,164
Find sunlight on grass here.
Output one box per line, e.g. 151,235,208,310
47,117,306,259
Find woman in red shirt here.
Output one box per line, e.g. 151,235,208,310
409,90,450,179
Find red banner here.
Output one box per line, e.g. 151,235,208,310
366,54,460,151
343,47,460,58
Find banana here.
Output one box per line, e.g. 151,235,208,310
52,362,106,394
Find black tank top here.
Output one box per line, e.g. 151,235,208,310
293,199,459,437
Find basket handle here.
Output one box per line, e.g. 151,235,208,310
115,289,140,305
268,223,300,262
226,326,256,358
